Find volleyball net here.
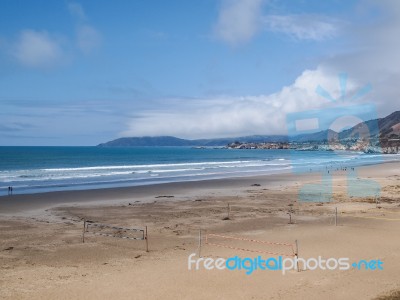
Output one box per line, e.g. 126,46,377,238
82,220,149,251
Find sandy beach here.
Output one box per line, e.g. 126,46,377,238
1,161,400,299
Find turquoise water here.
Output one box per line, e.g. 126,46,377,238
0,146,398,195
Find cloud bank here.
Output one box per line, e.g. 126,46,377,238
122,68,362,139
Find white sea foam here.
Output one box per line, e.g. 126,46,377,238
1,150,397,196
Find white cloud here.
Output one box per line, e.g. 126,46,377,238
214,0,265,45
13,30,64,68
214,0,342,45
68,2,101,53
121,67,362,139
121,0,400,139
3,3,101,69
319,0,400,116
124,10,400,139
263,14,341,41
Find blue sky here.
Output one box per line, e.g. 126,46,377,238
0,0,399,145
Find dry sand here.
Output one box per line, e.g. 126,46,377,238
1,162,400,299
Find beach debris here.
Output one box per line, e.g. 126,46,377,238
251,183,261,187
134,255,141,259
174,245,185,250
3,247,14,251
155,195,174,198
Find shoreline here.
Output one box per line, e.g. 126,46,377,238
0,171,300,215
1,160,399,215
1,148,398,198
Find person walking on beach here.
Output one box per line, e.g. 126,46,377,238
10,186,13,195
7,186,10,196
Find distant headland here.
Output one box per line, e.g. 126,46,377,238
98,111,400,153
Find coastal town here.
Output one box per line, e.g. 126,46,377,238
226,138,400,154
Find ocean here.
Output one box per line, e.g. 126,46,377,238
0,146,398,196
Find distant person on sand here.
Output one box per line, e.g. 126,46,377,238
7,186,10,195
10,186,13,195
